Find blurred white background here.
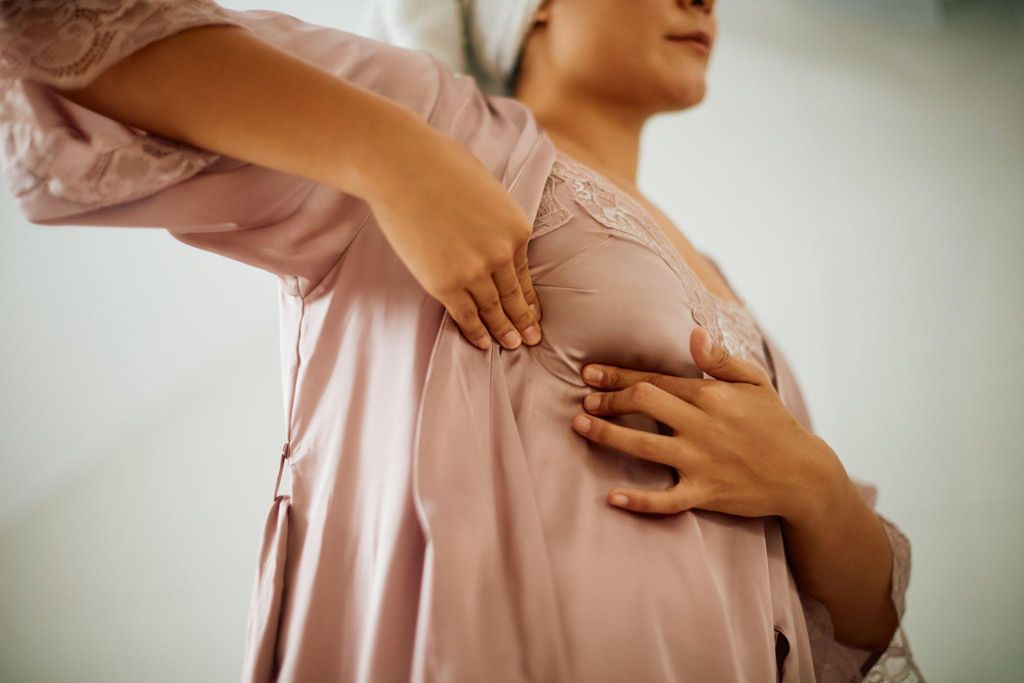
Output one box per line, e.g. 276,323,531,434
1,1,1021,680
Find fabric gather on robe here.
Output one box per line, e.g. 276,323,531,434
0,2,924,681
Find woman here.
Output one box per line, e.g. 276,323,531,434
0,0,922,681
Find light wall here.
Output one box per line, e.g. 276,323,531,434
1,1,1021,681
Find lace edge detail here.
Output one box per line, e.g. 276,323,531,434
800,593,862,682
863,625,927,682
1,79,221,208
530,172,573,240
877,512,911,620
801,590,927,683
0,1,246,208
0,0,247,89
547,150,773,379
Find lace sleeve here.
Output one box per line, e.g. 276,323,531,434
0,0,248,208
0,0,244,88
800,480,926,682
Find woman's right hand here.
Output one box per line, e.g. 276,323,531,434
363,119,544,351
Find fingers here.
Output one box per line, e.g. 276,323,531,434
582,365,716,413
444,289,494,350
586,326,772,388
491,260,542,346
467,277,524,350
690,326,770,386
445,264,544,351
513,241,543,323
571,411,684,470
606,482,702,514
582,381,706,432
433,230,544,352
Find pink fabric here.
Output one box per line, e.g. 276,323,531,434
0,3,923,681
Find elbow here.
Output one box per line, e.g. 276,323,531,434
835,600,899,653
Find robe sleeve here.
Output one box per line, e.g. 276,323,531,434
797,477,926,682
0,0,447,297
757,330,926,682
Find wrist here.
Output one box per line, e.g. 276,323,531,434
782,436,851,530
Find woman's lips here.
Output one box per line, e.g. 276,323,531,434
667,32,712,55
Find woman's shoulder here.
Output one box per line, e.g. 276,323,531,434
220,7,442,119
226,6,556,219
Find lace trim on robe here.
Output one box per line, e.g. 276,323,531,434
0,0,248,207
537,149,773,381
531,172,574,241
0,0,242,88
534,149,925,683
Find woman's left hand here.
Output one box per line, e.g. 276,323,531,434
572,326,844,524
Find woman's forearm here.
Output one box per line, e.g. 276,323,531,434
53,24,426,205
782,454,899,652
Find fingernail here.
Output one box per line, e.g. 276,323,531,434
474,335,491,350
610,493,629,506
583,393,600,410
501,329,522,349
529,303,541,320
573,414,591,434
522,324,542,345
582,365,603,383
702,328,714,354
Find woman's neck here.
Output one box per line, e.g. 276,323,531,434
517,88,648,194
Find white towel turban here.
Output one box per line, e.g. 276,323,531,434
359,0,545,96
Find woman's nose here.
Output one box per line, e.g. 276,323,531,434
678,0,715,12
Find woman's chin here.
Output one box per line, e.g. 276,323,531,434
659,79,707,112
633,65,707,111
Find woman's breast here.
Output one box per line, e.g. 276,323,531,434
504,161,775,491
500,168,712,497
527,225,702,386
519,169,707,387
518,156,774,390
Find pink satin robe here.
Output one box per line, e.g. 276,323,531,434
0,2,921,681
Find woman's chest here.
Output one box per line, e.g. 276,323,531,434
638,197,745,308
523,152,774,386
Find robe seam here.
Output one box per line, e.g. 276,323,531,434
297,206,374,301
283,296,305,458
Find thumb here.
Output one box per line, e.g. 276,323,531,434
690,326,767,386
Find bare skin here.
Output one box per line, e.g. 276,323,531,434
517,0,899,656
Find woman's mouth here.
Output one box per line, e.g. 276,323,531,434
666,31,712,55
